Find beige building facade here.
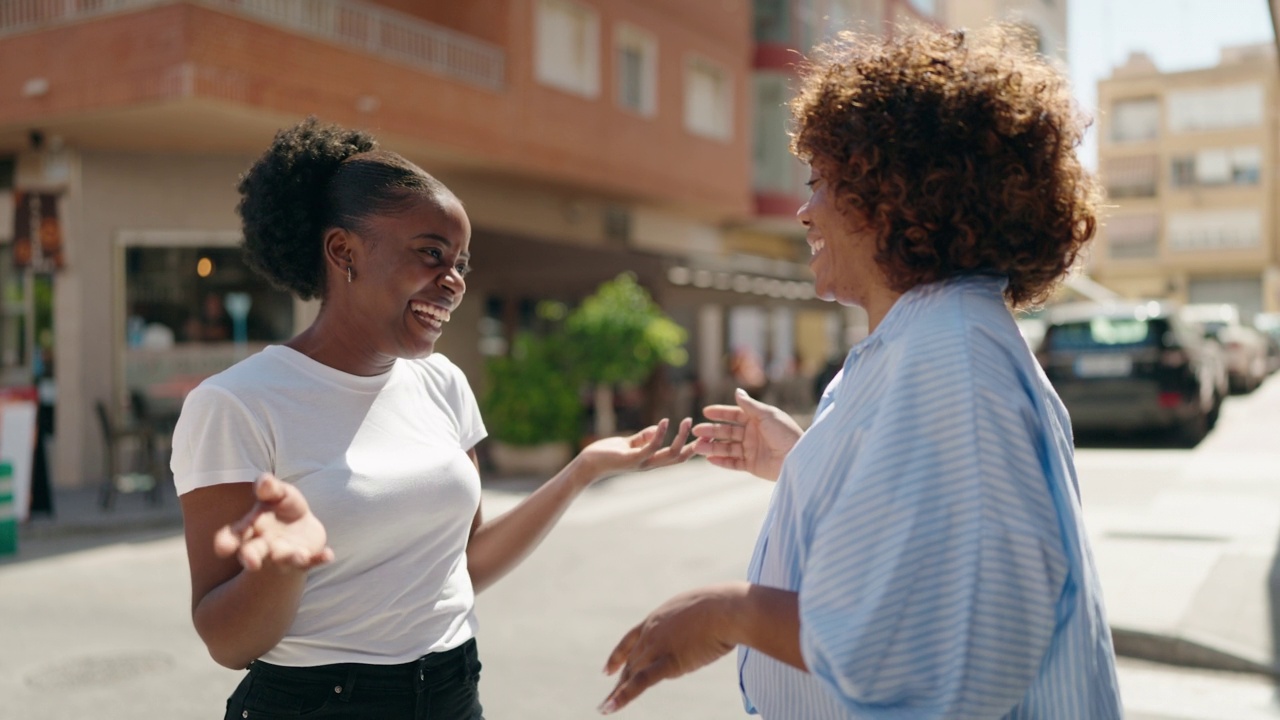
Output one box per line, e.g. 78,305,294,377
1093,45,1279,320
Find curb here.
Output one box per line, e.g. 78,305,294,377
1112,627,1277,678
19,512,183,542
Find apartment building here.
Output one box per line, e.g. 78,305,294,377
726,0,939,389
1093,44,1279,319
0,0,791,488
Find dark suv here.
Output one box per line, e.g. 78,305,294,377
1037,301,1226,445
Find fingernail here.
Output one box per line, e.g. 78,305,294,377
735,387,746,396
599,699,618,714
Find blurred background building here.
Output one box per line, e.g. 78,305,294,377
0,0,1076,491
1092,42,1278,320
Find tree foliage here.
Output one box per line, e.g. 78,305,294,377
565,273,688,386
481,333,581,445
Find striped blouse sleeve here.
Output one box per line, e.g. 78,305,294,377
797,331,1067,718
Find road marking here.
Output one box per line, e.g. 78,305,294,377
644,482,774,529
565,470,750,525
481,463,770,528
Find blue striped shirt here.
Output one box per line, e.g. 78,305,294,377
740,275,1122,719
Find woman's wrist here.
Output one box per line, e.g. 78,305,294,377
717,581,755,647
559,454,599,493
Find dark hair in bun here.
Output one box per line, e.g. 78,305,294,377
237,116,451,299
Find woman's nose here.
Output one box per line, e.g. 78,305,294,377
796,201,812,227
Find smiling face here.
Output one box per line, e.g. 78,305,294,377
346,192,472,361
797,160,884,308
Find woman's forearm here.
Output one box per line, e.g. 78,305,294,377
729,583,807,671
466,456,594,592
192,567,309,669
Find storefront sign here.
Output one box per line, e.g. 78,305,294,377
12,191,65,271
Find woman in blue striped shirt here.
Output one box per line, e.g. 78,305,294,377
600,23,1122,719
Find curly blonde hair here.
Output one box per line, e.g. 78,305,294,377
790,24,1100,309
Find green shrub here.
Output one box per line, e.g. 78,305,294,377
481,333,582,446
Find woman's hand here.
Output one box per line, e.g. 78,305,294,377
599,582,805,714
575,417,696,483
599,584,743,714
692,389,802,481
213,474,334,572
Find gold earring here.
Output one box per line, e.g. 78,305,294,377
346,266,353,284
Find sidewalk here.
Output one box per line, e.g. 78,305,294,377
18,483,183,543
1083,374,1280,678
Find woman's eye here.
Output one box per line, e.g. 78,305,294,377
456,264,471,277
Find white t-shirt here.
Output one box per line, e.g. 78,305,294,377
171,345,487,666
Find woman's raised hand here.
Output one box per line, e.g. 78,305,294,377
692,389,802,481
576,417,696,482
213,474,334,572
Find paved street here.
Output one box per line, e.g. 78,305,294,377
3,376,1280,718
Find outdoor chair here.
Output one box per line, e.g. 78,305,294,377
95,398,163,509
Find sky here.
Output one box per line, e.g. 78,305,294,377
1066,0,1276,168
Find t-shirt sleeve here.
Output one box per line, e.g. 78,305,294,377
170,384,273,495
797,337,1065,718
435,356,487,451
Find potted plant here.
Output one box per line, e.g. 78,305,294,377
565,273,688,438
481,332,582,476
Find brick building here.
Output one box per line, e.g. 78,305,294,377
0,0,884,490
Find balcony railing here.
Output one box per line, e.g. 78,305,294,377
0,0,505,91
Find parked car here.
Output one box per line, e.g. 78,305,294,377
1179,304,1268,393
1254,312,1280,375
1015,308,1047,351
1037,301,1226,445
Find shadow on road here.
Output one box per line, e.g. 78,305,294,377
2,525,184,566
1073,428,1197,450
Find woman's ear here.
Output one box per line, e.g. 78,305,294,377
322,226,356,280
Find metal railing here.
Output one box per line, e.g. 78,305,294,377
0,0,164,31
0,0,505,91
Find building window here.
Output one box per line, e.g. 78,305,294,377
1105,214,1160,259
1170,146,1262,188
1171,156,1195,187
535,0,600,98
614,23,657,116
1168,209,1261,252
123,244,295,417
1110,97,1160,142
754,0,791,43
1103,155,1158,198
1233,146,1262,184
1167,84,1264,133
685,56,733,141
753,73,802,194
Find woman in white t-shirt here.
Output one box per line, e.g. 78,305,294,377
173,117,694,720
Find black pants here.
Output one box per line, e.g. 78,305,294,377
225,639,483,719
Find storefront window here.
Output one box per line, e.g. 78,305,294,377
123,245,294,418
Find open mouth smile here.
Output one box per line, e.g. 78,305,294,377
410,301,451,331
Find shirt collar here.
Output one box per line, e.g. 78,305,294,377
854,273,1009,355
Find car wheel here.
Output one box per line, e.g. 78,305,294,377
1176,410,1208,448
1206,392,1221,430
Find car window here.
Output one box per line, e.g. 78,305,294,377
1046,318,1156,350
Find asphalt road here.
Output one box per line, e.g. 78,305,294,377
3,388,1280,719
